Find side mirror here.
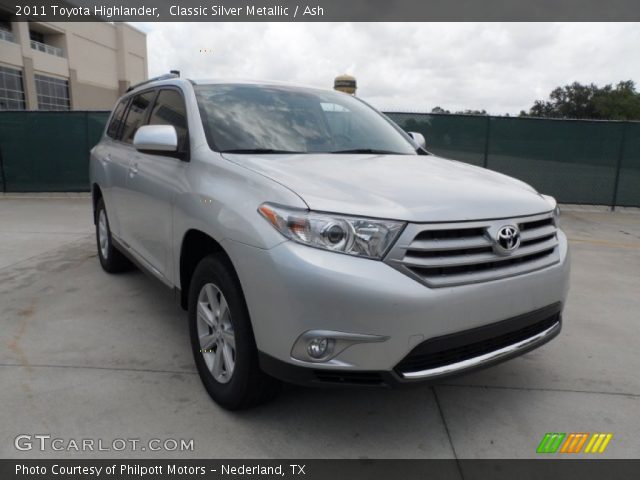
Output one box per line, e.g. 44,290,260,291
133,125,178,153
408,131,426,150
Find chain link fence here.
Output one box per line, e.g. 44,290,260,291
0,111,638,207
387,113,640,207
0,111,108,192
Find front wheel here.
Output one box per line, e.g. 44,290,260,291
188,254,279,410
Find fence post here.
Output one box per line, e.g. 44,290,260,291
611,121,628,211
0,147,5,193
483,115,491,168
85,111,90,156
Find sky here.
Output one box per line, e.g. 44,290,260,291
132,22,640,115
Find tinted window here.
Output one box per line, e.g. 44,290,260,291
0,65,26,110
34,74,70,111
148,89,188,151
30,30,44,43
106,99,127,139
121,90,156,144
195,84,415,154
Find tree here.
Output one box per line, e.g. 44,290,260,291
454,109,487,115
521,80,640,120
593,81,640,120
431,106,487,115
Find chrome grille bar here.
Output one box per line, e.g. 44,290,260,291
385,212,560,287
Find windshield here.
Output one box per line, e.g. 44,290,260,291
195,84,416,154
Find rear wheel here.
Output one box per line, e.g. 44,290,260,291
95,197,131,273
188,254,279,410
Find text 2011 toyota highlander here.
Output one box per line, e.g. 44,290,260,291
90,75,570,410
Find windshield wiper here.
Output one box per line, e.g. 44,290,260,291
219,148,304,154
330,148,403,154
221,148,405,155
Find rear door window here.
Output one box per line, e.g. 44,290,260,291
121,90,156,144
106,99,128,139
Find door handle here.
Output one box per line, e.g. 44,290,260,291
101,154,111,165
129,162,139,177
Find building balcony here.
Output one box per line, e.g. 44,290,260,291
0,28,16,44
30,39,64,58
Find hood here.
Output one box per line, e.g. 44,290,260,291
222,153,553,222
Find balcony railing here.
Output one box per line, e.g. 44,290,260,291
30,39,64,58
0,29,16,44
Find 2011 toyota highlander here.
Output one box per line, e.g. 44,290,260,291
89,74,570,410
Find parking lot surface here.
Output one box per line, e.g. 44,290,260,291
1,196,639,458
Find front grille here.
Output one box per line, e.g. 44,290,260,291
385,212,560,287
395,303,561,376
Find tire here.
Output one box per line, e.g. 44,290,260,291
188,254,279,410
95,197,132,273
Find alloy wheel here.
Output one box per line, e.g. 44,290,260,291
196,283,236,383
98,209,109,259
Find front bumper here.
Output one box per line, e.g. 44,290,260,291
259,303,561,386
223,229,570,385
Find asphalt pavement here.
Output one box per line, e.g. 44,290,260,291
1,195,638,459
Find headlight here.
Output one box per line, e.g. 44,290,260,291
553,204,561,223
258,203,405,259
542,194,560,225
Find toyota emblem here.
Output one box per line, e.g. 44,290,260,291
495,225,521,254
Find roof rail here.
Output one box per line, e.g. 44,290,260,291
126,73,179,92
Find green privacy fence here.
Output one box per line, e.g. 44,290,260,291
0,110,638,206
386,113,640,207
0,111,109,192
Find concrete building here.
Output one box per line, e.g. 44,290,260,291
0,18,147,110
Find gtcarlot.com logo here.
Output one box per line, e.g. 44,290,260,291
14,434,194,452
536,432,613,454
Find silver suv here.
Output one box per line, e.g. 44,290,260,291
90,75,570,409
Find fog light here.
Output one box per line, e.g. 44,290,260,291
291,330,389,363
307,338,330,359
